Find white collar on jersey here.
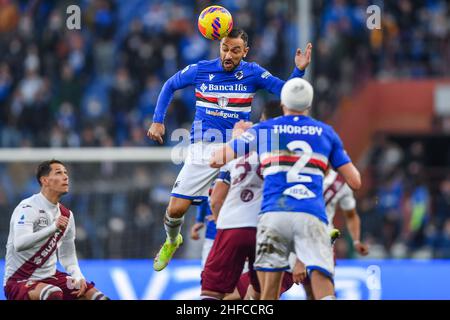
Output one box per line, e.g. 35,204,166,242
37,192,59,211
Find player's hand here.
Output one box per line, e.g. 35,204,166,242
232,120,253,138
56,215,69,231
292,259,307,284
147,122,165,144
71,278,87,298
354,241,369,256
190,222,204,240
210,145,231,168
295,43,312,71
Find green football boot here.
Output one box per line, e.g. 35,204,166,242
153,234,183,271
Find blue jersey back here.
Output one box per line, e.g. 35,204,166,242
230,115,351,224
153,58,305,143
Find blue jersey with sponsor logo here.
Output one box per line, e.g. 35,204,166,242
229,115,351,224
153,58,305,143
196,199,217,240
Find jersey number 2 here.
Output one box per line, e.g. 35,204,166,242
286,140,313,183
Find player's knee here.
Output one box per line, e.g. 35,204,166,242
39,285,63,300
166,205,188,218
167,197,191,218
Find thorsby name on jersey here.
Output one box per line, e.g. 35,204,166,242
231,115,350,225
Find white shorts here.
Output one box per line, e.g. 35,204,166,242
254,212,334,279
201,238,215,269
171,142,221,204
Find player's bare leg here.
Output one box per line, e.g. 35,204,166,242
223,284,260,300
257,271,283,300
244,284,260,300
302,278,315,300
310,270,335,300
78,287,109,300
28,282,63,300
153,196,191,271
223,288,241,300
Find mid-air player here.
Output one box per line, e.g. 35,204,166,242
148,28,313,272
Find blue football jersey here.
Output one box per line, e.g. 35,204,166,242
153,58,305,143
229,115,351,224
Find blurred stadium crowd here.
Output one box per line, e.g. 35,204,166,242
0,0,449,260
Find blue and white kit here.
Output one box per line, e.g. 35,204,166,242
153,58,305,203
230,114,351,277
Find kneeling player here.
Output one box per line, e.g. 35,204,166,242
3,160,108,300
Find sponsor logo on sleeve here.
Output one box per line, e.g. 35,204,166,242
18,214,25,225
261,71,271,79
181,65,191,74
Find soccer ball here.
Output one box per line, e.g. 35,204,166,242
198,5,233,40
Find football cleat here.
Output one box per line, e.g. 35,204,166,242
153,234,183,271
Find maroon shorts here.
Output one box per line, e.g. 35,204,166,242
236,271,294,299
4,270,95,300
201,227,260,294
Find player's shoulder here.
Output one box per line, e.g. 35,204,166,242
263,115,290,127
245,60,261,69
265,114,286,124
12,194,39,219
305,117,338,136
15,194,38,211
196,58,220,69
245,61,270,75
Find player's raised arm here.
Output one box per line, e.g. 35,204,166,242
294,43,312,72
147,63,198,144
253,43,312,96
13,206,60,252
